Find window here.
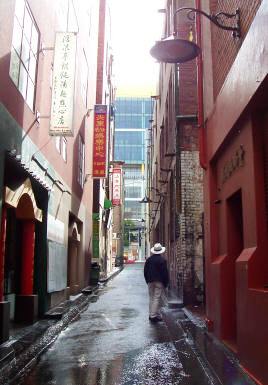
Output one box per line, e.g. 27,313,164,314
125,184,143,199
124,166,143,179
115,98,143,114
116,115,143,129
115,131,144,146
9,0,39,110
80,50,88,107
114,131,145,163
144,100,152,114
62,137,67,162
55,136,67,162
114,145,145,164
78,135,85,187
124,200,143,219
55,137,61,153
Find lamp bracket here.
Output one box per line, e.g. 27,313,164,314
165,153,178,157
149,187,161,193
174,7,240,38
160,168,172,172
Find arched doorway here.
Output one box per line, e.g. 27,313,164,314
1,178,42,323
67,220,81,295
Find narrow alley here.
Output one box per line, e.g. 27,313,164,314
14,264,253,385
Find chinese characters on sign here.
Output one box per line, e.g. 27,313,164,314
222,145,245,184
92,105,107,178
92,213,100,260
50,32,77,136
112,168,122,205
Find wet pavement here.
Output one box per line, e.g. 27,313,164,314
11,264,254,385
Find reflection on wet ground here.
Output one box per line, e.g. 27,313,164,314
17,264,216,385
119,343,189,385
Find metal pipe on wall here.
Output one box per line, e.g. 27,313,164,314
196,0,207,169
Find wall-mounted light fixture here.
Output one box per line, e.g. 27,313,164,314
165,152,178,157
149,187,161,193
139,196,157,204
150,7,241,63
160,168,172,173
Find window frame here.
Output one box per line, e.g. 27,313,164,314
55,136,67,163
80,49,89,107
9,0,40,111
78,134,85,187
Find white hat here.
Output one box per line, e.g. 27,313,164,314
150,243,166,254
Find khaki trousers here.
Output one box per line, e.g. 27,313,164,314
148,281,167,318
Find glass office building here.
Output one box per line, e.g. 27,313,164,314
114,97,151,222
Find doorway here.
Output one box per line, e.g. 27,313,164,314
224,189,244,348
4,208,22,319
67,217,81,295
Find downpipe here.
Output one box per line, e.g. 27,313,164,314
196,0,207,169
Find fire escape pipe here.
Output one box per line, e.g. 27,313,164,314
196,0,207,169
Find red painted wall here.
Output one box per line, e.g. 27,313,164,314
0,0,98,208
204,2,268,383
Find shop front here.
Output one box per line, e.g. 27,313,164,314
0,153,48,343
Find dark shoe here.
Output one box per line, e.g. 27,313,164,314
149,316,162,323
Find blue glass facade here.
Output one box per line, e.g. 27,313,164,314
115,97,151,165
114,131,145,163
115,97,151,221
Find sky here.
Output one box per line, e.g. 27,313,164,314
110,0,165,97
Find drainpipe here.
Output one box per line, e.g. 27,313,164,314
196,0,207,169
0,206,7,301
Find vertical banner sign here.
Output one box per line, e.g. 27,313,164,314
112,168,121,205
92,105,107,178
92,213,99,260
50,32,77,136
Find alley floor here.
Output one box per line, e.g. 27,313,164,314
14,264,253,385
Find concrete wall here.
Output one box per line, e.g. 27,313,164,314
0,0,100,311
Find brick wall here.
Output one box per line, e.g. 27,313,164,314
180,123,199,151
211,0,262,98
178,60,198,115
177,0,198,115
176,151,204,304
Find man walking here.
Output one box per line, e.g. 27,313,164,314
144,243,169,322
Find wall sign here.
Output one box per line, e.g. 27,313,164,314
112,168,122,205
92,212,99,260
222,145,245,184
92,105,107,178
50,32,77,136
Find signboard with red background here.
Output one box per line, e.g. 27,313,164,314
112,168,122,205
92,105,107,178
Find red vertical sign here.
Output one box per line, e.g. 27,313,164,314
112,168,122,205
92,105,107,178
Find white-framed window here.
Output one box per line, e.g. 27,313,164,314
55,137,61,153
78,135,85,187
55,136,67,162
80,49,88,107
9,0,39,110
62,137,67,162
